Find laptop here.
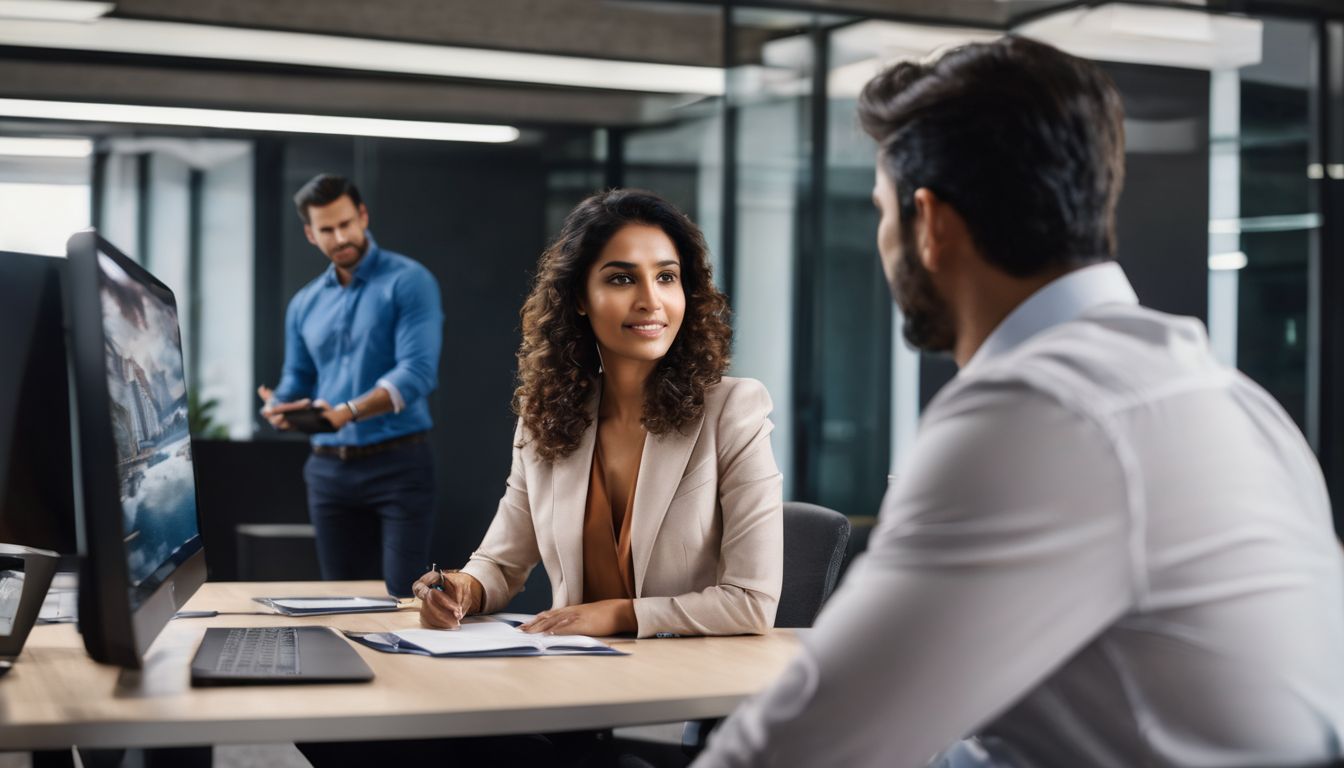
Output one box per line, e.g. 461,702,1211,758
191,625,374,686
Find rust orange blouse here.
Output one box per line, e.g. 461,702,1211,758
581,439,638,601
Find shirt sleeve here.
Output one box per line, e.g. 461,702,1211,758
376,377,406,413
378,265,443,408
694,379,1134,768
271,292,317,404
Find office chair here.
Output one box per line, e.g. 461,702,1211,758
680,501,851,755
772,501,852,628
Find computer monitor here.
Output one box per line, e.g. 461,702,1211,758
0,251,78,567
65,231,206,668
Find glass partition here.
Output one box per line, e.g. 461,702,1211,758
1207,18,1321,442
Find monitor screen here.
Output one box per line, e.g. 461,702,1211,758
0,251,77,562
67,231,205,668
0,570,21,636
96,252,201,605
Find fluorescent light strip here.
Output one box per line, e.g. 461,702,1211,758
0,136,93,157
0,17,725,96
1208,213,1322,234
0,0,112,22
1208,251,1248,271
0,99,520,143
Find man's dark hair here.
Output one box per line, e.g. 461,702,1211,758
858,36,1126,277
292,174,364,224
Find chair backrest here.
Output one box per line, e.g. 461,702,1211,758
775,501,851,628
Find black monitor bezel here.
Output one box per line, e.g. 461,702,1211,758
65,230,206,668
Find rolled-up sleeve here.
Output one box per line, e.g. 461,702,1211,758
633,378,785,638
695,381,1132,767
378,266,443,408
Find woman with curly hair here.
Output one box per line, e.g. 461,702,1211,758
413,188,783,638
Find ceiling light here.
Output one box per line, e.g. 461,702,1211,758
1017,4,1262,70
1208,251,1248,271
0,99,520,143
0,17,724,95
0,136,93,157
0,0,112,22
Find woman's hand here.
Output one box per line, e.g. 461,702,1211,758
519,599,637,637
413,569,483,630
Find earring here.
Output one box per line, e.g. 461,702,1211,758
595,342,605,374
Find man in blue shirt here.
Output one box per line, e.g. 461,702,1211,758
258,174,443,597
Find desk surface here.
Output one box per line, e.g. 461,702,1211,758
1,581,800,750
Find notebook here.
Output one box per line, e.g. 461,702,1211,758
346,615,626,658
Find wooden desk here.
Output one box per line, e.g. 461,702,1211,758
0,581,800,750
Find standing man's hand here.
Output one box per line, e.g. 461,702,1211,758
312,399,355,430
257,385,312,431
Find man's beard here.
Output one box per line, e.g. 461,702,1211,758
893,230,955,353
331,239,366,263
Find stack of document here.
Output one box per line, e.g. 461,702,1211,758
347,615,626,658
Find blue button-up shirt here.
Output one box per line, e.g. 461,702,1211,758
273,232,442,447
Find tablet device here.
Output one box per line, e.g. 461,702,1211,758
253,596,399,616
278,406,337,434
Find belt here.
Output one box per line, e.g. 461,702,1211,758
312,431,428,461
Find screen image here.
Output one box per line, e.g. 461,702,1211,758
97,253,200,589
0,570,21,636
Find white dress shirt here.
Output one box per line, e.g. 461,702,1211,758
696,262,1344,768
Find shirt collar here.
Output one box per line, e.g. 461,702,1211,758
963,261,1138,372
322,231,381,287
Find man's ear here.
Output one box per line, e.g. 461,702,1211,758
358,203,370,230
303,224,317,247
912,188,941,273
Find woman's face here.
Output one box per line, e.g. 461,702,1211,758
581,223,686,369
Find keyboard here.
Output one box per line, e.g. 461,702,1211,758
191,625,374,685
213,627,300,676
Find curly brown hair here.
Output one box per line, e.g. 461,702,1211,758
514,189,732,461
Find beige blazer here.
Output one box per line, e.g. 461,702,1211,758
460,376,783,638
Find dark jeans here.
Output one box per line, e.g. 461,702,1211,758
303,439,434,597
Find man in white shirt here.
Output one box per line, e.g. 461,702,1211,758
696,36,1344,768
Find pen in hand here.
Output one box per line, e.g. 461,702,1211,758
417,562,468,628
428,563,464,622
